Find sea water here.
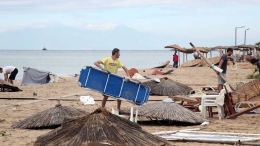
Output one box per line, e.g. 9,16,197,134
0,50,219,79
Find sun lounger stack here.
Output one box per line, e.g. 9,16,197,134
78,66,150,106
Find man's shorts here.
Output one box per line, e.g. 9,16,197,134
9,68,18,80
218,73,226,85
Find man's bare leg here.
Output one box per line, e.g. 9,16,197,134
102,95,109,108
117,100,121,110
8,79,13,85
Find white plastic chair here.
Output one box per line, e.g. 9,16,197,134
200,95,224,119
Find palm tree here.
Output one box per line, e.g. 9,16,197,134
255,42,260,46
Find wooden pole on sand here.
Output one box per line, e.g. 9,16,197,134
189,42,235,91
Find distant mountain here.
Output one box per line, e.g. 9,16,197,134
0,25,232,50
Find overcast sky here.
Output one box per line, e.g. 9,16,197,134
0,0,259,47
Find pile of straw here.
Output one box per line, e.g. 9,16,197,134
35,108,170,146
12,103,87,129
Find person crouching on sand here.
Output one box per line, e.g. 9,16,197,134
94,48,130,111
250,58,260,78
0,66,18,85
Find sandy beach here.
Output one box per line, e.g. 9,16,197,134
1,62,260,146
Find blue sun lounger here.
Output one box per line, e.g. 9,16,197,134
78,66,150,106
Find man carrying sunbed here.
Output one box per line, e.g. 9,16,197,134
94,48,130,111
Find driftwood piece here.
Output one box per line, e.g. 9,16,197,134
151,61,170,69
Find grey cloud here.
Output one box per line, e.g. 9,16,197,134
0,0,259,13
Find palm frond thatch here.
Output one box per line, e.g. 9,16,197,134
34,108,170,146
124,101,206,124
0,79,22,92
181,59,202,67
143,77,193,96
11,104,87,129
232,79,260,104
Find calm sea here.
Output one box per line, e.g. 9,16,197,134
1,50,219,79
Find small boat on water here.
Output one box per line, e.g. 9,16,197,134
42,47,47,51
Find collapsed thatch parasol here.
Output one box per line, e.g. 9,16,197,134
34,108,170,146
151,61,170,69
123,100,206,124
181,59,202,67
165,44,186,53
199,56,220,67
186,47,209,53
232,79,260,104
11,103,87,129
0,79,22,92
143,77,193,96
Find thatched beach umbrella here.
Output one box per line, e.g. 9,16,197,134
11,103,87,129
122,99,206,124
34,108,170,146
186,47,209,53
232,79,260,104
165,44,186,53
143,77,193,96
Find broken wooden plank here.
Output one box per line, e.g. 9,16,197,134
0,97,37,100
226,104,260,119
0,100,43,109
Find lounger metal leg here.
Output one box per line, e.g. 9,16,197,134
130,107,133,122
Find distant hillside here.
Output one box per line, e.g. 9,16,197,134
0,25,232,50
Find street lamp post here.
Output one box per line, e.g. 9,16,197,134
235,26,245,61
244,28,249,45
235,26,245,46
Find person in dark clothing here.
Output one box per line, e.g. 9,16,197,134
216,48,233,92
250,58,260,77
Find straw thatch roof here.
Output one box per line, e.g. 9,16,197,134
34,108,170,146
232,79,260,104
237,44,257,49
165,44,186,53
0,79,22,92
123,100,206,124
143,77,193,96
186,47,209,53
181,59,202,67
211,46,239,50
11,103,87,129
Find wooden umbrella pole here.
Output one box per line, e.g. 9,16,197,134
189,42,235,91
